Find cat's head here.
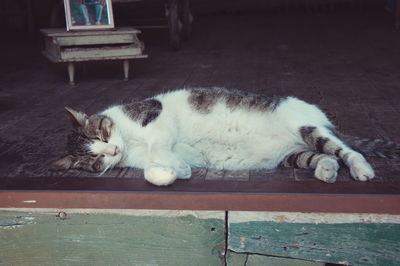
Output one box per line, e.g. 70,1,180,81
53,107,124,172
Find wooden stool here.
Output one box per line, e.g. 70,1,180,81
41,27,147,85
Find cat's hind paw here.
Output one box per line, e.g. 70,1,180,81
314,157,339,183
349,158,375,181
144,165,177,186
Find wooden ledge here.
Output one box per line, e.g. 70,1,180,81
1,177,400,214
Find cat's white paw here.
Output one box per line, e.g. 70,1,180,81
314,157,339,183
349,157,375,181
175,162,192,179
144,165,177,186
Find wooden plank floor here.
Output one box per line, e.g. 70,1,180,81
1,9,400,188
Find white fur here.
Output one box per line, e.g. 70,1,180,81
90,88,374,185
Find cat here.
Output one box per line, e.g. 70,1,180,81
53,87,400,186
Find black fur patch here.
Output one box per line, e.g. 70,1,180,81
123,99,162,127
315,137,329,153
286,153,299,168
334,148,343,157
299,126,316,141
306,153,316,166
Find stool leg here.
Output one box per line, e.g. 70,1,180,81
68,62,75,85
396,0,400,29
123,60,130,81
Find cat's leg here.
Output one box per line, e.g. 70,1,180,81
283,150,339,183
300,126,375,181
149,148,191,179
144,144,192,186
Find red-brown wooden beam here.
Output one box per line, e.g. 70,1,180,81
2,191,400,214
1,177,400,214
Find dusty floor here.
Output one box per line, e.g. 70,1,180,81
0,8,400,183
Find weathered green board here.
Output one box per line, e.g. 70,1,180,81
226,251,325,266
0,211,225,266
228,221,400,265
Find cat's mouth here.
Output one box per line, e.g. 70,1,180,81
90,140,122,156
103,144,121,156
97,145,124,173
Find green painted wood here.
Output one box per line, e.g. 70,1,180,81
226,251,325,266
245,254,325,266
0,211,225,266
226,251,248,266
228,221,400,265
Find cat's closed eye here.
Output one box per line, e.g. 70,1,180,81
92,135,109,143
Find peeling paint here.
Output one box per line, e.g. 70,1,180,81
1,224,25,230
229,211,400,224
274,215,289,223
0,208,225,220
239,236,246,248
22,200,37,203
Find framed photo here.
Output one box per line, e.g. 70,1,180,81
64,0,115,31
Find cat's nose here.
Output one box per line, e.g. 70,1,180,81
103,145,120,156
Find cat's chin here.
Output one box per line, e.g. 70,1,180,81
101,148,124,171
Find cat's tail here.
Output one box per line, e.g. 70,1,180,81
338,133,400,159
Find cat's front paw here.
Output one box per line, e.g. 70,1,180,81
349,157,375,181
314,157,339,183
144,165,177,186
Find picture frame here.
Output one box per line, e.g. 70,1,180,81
63,0,115,31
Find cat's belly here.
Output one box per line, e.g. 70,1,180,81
175,104,300,170
195,139,294,170
175,133,298,170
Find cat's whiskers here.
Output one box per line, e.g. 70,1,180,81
99,164,113,176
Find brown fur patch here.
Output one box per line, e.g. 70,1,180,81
299,126,340,154
188,88,283,114
299,126,316,143
66,131,93,156
65,108,112,141
67,155,104,172
123,99,162,127
56,130,106,172
76,114,111,141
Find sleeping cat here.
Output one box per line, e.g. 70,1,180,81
53,87,400,186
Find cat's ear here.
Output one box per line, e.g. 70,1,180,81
65,107,88,128
52,155,76,170
100,118,113,141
